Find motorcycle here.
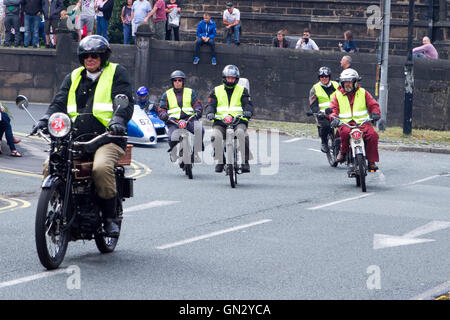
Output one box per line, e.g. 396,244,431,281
126,102,168,146
332,118,374,192
16,94,134,270
306,109,341,167
215,113,245,188
168,115,197,179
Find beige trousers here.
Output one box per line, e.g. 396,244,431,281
43,143,125,199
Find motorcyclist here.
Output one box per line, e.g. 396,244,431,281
157,70,204,163
205,65,253,173
329,68,381,171
136,86,156,113
309,66,339,153
31,35,134,237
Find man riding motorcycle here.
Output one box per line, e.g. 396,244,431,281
329,68,381,171
32,35,134,236
136,86,156,112
309,66,339,153
157,70,204,162
205,64,253,173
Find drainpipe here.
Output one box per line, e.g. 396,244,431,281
428,0,434,39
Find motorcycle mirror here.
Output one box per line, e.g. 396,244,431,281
113,94,129,112
16,95,29,110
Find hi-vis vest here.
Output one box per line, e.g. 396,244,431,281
336,88,369,124
313,81,339,111
67,63,118,127
214,84,247,121
166,88,194,119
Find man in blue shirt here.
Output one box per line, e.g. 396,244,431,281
131,0,151,42
193,12,216,65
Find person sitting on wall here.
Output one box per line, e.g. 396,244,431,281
272,30,288,48
295,28,319,51
338,30,357,53
193,12,217,66
0,104,22,157
223,2,240,45
412,36,438,59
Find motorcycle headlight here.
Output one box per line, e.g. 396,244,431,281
48,113,71,138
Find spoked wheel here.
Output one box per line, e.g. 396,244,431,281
326,132,337,167
35,180,69,270
95,200,122,253
227,164,236,188
233,145,238,186
356,154,367,192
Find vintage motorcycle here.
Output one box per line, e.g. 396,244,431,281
16,94,134,270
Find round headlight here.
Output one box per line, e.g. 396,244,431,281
48,113,72,138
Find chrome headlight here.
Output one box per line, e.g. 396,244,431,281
48,113,72,138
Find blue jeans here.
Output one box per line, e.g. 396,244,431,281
123,23,132,44
0,112,16,151
194,38,216,59
413,52,426,58
24,14,40,47
225,24,240,44
97,16,109,41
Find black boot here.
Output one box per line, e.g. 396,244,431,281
98,197,120,237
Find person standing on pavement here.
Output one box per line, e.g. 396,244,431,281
23,0,42,48
3,0,22,47
95,0,114,41
340,55,352,71
147,0,166,40
41,0,63,48
130,0,151,42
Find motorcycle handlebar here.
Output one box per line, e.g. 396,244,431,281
335,118,372,129
215,114,244,125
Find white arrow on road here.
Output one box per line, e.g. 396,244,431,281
373,220,450,250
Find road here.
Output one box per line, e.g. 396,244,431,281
0,103,449,300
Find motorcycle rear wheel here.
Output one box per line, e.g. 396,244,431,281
35,180,69,270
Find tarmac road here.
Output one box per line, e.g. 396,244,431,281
0,102,449,300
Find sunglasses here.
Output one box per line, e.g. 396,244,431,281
82,53,100,60
173,79,183,82
319,75,330,78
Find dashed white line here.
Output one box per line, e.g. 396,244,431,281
156,219,272,250
0,269,68,289
307,193,374,210
283,137,303,143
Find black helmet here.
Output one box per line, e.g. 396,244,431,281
222,65,240,87
77,35,111,67
318,66,331,79
170,70,186,80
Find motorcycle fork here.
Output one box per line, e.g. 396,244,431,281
225,127,235,166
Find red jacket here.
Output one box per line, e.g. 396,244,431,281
329,85,381,121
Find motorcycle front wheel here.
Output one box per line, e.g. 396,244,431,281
95,231,119,253
326,132,337,167
356,154,367,192
35,180,70,270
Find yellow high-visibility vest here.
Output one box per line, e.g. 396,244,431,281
313,81,339,111
214,84,247,121
166,88,194,120
335,88,369,124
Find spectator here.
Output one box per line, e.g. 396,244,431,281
23,0,41,48
121,0,133,44
42,0,63,48
272,29,288,48
96,0,114,41
74,0,96,42
165,0,180,41
0,105,21,157
339,30,356,53
295,28,319,50
3,0,21,47
223,1,240,45
412,36,438,59
340,55,352,70
131,0,151,42
0,0,5,45
193,12,216,66
147,0,166,40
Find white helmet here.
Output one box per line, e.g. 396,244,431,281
339,68,362,91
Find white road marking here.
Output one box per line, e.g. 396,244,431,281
307,193,374,210
156,219,272,250
283,137,303,143
307,148,322,153
0,269,68,289
123,200,179,214
410,281,450,300
401,173,450,187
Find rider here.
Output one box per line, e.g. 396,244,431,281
136,86,156,112
329,68,381,171
309,66,339,153
157,70,204,163
31,35,134,236
205,65,253,173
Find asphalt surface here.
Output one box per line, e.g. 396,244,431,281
0,103,449,301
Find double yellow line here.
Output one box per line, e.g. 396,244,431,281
128,160,152,179
0,195,31,214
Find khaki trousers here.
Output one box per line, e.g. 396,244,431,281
43,142,125,200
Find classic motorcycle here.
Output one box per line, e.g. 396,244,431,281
16,94,134,270
168,115,196,179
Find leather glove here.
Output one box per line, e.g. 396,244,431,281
243,111,253,119
316,112,325,120
195,109,202,120
108,123,127,135
371,113,381,121
159,112,169,122
31,119,48,135
206,113,215,121
330,117,340,128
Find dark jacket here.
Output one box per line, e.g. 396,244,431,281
205,84,253,126
43,63,134,150
41,0,63,19
158,87,203,121
272,37,288,48
98,0,114,20
4,0,21,15
22,0,42,15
